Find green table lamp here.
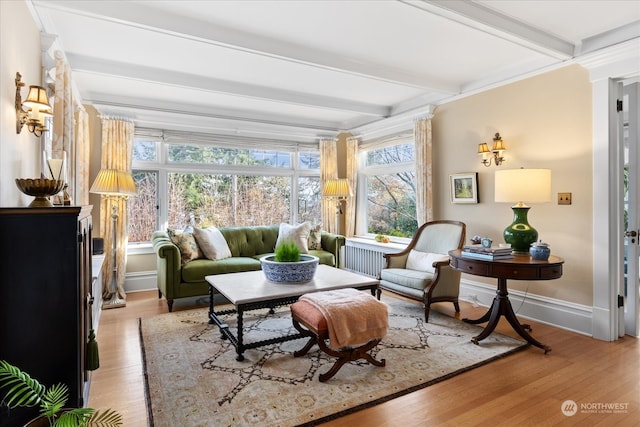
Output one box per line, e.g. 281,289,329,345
495,168,551,254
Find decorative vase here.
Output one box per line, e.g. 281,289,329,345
530,241,551,260
260,254,319,283
503,205,538,254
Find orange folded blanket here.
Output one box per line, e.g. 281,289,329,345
299,288,388,350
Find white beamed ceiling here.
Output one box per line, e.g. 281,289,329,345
29,0,640,142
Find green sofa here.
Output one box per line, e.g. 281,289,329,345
151,225,345,311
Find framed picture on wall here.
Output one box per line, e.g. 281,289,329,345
450,173,478,204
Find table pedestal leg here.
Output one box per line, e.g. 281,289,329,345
465,278,551,354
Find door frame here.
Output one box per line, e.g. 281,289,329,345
580,39,640,341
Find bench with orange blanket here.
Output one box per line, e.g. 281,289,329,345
291,288,388,382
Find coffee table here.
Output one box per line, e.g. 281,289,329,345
206,264,380,361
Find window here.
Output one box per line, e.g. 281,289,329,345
128,130,320,243
360,142,417,238
128,170,158,242
167,172,291,228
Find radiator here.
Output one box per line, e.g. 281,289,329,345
343,238,404,278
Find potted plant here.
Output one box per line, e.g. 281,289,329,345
0,360,122,427
260,240,319,283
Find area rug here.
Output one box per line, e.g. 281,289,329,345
140,296,527,427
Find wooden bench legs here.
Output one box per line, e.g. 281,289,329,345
291,316,386,382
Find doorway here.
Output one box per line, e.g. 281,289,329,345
622,81,640,337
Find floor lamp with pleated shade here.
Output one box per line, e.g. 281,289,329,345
90,169,137,309
322,178,353,236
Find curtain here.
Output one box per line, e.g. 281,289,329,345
344,136,358,237
320,138,338,233
52,51,90,205
415,118,433,225
99,118,134,302
52,51,75,196
75,108,90,205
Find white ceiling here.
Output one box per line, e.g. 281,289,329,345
29,0,640,142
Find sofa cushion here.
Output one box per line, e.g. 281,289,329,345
182,257,262,282
406,250,449,273
308,223,322,250
167,228,202,266
220,225,279,257
380,268,433,291
276,222,311,253
309,250,335,266
193,226,232,260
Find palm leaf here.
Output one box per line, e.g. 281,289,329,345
0,360,45,408
40,382,69,418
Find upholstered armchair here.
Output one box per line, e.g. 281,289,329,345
379,220,466,322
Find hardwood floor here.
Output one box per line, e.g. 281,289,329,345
88,290,640,426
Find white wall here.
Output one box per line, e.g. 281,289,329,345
0,0,44,206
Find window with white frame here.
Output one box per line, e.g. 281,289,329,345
358,138,417,238
128,129,321,243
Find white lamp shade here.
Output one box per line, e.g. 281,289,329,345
322,178,353,199
90,169,137,197
495,168,551,205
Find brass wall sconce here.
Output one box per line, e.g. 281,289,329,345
478,132,506,167
15,72,52,137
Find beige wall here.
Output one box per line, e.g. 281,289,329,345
0,0,44,207
432,64,593,306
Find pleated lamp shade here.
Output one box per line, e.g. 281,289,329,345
322,178,353,199
90,169,137,197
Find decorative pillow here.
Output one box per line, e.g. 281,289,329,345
307,223,322,250
275,222,312,253
193,226,232,261
405,250,449,273
167,228,202,266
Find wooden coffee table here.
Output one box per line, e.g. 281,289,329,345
205,265,379,361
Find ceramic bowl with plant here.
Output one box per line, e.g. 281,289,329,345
260,240,319,283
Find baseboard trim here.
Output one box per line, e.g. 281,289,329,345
124,271,157,293
460,279,593,337
128,271,594,336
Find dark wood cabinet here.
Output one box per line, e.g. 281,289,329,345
0,206,93,427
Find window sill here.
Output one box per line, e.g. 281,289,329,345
127,242,154,255
347,236,408,251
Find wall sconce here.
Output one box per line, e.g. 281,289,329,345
15,72,52,137
478,132,506,167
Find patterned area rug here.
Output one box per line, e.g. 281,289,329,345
140,296,527,426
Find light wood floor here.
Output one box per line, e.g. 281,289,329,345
88,290,640,426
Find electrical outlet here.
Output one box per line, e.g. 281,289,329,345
558,192,572,205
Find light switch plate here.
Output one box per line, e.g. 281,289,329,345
558,192,572,205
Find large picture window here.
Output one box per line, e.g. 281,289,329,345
360,142,417,238
128,131,320,243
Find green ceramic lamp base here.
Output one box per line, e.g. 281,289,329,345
503,206,538,254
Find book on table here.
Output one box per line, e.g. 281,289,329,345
461,245,514,260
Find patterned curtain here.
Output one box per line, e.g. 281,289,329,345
320,138,338,233
415,118,433,225
99,118,134,302
344,136,358,237
52,51,90,205
74,108,90,205
52,51,75,196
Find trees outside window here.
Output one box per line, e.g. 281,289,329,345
128,135,320,242
361,142,417,238
128,170,158,242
